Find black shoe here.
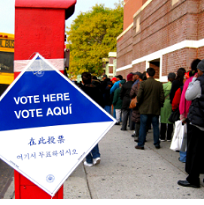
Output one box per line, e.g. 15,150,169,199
155,145,160,149
177,180,200,188
115,122,120,125
121,128,127,131
135,145,144,150
131,134,136,137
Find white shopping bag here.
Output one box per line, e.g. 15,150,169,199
170,120,185,151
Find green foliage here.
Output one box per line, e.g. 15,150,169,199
66,1,123,79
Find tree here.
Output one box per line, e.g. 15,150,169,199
66,2,123,79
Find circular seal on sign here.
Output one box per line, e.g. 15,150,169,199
35,70,45,77
46,174,55,183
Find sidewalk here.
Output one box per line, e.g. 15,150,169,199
4,125,204,199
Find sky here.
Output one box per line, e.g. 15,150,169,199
0,0,120,34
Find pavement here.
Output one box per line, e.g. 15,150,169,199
2,124,204,199
0,159,14,199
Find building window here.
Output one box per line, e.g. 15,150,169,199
136,17,141,34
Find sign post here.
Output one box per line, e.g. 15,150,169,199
7,0,77,199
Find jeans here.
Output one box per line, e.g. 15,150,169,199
121,109,134,130
86,144,100,163
113,108,116,118
179,151,186,163
138,114,160,147
104,105,111,114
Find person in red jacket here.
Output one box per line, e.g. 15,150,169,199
171,87,183,112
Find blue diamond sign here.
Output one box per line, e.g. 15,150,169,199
0,53,116,197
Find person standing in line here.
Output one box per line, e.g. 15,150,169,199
102,80,113,115
110,75,123,95
101,74,108,90
132,72,142,87
129,72,141,132
160,72,176,142
170,67,186,104
80,72,103,167
130,72,144,141
112,79,126,125
120,73,134,131
91,76,101,88
110,77,119,118
178,59,201,163
178,59,204,188
135,68,164,150
101,74,110,98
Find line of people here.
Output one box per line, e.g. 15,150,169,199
123,60,204,189
76,63,204,189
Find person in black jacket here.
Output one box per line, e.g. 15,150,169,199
101,76,112,114
81,72,103,167
169,67,186,104
120,73,134,131
178,60,204,188
101,74,109,93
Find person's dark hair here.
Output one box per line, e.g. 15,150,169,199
142,71,147,81
116,75,123,80
147,67,155,77
138,73,143,79
82,72,92,85
92,76,97,80
176,67,186,83
191,59,201,71
168,72,176,82
189,59,201,77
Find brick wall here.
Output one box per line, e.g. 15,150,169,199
117,28,133,68
117,0,204,81
109,57,115,64
198,47,204,59
123,0,143,31
132,0,199,59
116,62,146,80
162,48,197,75
132,62,146,73
198,0,204,40
142,0,149,4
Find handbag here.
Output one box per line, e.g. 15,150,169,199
168,108,180,123
170,120,185,151
129,96,137,109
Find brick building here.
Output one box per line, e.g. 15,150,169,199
103,52,117,79
116,0,204,82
